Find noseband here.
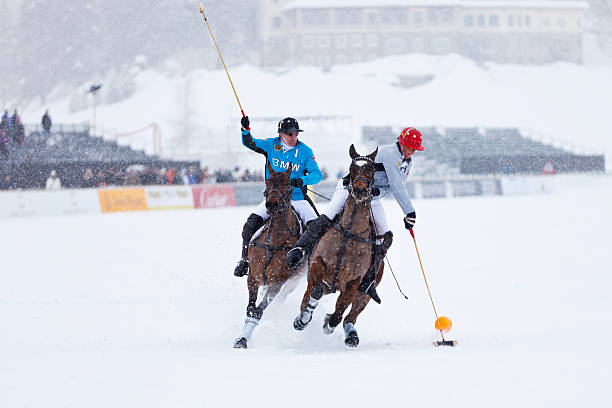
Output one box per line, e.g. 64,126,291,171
264,186,293,214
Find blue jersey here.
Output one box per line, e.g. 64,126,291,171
242,130,322,200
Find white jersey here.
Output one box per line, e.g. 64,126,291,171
372,142,415,215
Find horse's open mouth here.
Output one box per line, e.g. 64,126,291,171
352,177,367,189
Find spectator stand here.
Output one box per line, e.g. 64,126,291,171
362,125,605,175
1,124,199,189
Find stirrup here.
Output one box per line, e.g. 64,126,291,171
234,258,249,277
286,247,305,268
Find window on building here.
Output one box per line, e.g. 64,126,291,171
381,9,394,24
367,13,377,25
525,15,531,27
302,35,315,49
335,35,348,48
319,55,331,67
478,15,485,27
489,15,499,27
542,17,551,27
428,9,439,24
429,7,454,24
272,16,281,29
464,15,474,27
285,10,297,27
302,9,329,26
414,12,423,24
508,15,514,26
385,36,404,52
335,9,347,25
350,54,363,63
336,54,348,65
432,36,451,53
317,35,330,49
397,10,408,23
366,33,378,48
347,9,362,25
350,34,363,48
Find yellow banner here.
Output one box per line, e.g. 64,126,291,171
98,188,148,213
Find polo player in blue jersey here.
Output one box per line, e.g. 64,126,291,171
234,116,322,277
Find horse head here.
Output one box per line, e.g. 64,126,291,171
348,144,378,204
264,163,293,215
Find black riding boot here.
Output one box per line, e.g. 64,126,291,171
358,231,393,304
234,214,265,277
286,214,332,268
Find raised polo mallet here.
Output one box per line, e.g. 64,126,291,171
198,3,247,122
410,229,457,347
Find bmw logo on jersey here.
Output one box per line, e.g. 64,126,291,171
271,157,301,172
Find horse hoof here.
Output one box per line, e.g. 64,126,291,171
233,337,248,349
345,332,359,347
293,315,309,331
323,314,336,335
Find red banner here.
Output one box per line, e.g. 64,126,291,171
192,185,236,208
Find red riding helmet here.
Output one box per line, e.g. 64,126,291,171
398,127,425,151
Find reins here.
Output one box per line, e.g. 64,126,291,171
252,186,299,284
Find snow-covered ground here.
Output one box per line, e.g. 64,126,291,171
21,53,612,172
1,175,611,407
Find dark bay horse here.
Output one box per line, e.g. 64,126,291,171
293,145,382,347
234,164,302,349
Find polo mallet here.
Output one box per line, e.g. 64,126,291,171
410,229,457,347
198,4,247,120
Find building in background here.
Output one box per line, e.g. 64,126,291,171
259,0,588,66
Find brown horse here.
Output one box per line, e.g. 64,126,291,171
293,145,382,347
234,164,302,349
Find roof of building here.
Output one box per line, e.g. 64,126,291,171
284,0,589,11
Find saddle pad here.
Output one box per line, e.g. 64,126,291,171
249,207,304,244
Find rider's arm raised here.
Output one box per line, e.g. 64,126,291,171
241,128,270,157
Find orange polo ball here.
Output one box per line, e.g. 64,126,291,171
435,316,452,333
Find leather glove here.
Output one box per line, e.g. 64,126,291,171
372,187,380,196
404,211,416,230
241,115,250,130
290,178,304,188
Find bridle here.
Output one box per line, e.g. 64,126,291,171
263,186,293,214
348,156,375,205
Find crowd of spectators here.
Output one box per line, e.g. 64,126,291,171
0,109,26,156
0,108,333,191
0,163,332,190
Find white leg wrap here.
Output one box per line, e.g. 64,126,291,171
300,297,319,324
241,316,259,340
344,322,356,337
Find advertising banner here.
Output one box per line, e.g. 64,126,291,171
145,186,194,210
192,185,236,208
0,189,101,218
98,188,147,213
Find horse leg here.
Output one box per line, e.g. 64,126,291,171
294,280,324,331
255,282,282,316
323,281,357,335
342,264,385,348
234,276,260,349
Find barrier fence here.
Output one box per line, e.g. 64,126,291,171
0,174,607,219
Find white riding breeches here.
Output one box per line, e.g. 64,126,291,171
253,199,318,224
322,181,390,237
